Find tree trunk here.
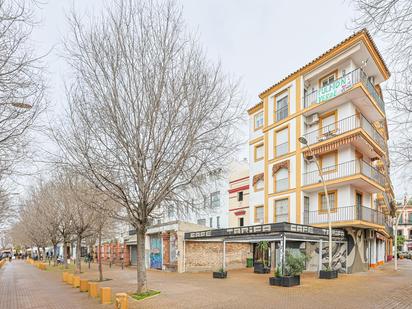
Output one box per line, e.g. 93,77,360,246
76,236,82,274
98,229,103,281
63,239,68,269
136,228,147,294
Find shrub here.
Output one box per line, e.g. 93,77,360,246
285,252,309,277
275,265,282,277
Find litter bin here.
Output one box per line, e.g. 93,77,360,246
246,258,253,268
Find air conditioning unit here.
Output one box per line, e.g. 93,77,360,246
306,113,319,126
367,229,375,239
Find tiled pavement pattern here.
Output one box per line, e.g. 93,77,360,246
0,261,109,309
2,259,412,308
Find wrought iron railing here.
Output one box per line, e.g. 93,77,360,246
303,68,385,113
302,160,385,187
303,205,387,226
303,114,385,149
275,141,288,157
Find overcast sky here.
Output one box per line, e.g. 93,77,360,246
25,0,405,198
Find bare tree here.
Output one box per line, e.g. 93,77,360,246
352,0,412,170
55,0,244,293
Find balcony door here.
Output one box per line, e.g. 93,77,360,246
356,191,362,220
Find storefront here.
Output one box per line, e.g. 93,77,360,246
183,222,347,274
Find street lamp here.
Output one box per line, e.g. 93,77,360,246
299,136,333,271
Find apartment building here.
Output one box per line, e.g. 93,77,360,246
397,203,412,252
248,29,396,272
228,160,249,227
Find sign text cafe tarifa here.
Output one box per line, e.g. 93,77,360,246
185,222,345,240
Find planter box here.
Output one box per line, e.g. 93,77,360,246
269,275,300,287
253,262,270,274
213,271,227,279
319,270,338,279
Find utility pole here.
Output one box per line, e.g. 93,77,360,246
394,194,407,271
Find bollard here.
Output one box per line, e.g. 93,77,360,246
63,272,68,282
100,287,111,304
67,273,74,285
72,276,80,288
88,282,99,298
115,293,128,309
79,279,88,292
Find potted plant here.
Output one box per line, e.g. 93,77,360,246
254,241,270,274
213,267,227,279
319,265,338,279
269,265,282,286
269,252,308,287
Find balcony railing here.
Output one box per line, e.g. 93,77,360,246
303,114,386,149
303,205,388,226
302,160,385,187
275,141,288,157
303,68,385,113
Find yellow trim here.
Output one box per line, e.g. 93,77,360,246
273,166,290,193
253,111,264,131
248,102,263,115
259,31,390,99
318,109,338,138
313,220,385,230
273,196,290,223
274,125,290,159
318,69,338,88
254,205,264,224
274,87,290,123
302,174,385,192
254,143,264,162
268,188,296,198
295,76,302,224
249,136,264,145
268,151,296,164
319,150,338,174
318,190,338,213
264,96,269,224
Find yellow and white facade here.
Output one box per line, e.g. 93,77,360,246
248,29,395,272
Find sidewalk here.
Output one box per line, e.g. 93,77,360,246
0,260,109,309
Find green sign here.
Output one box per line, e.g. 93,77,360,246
317,75,353,103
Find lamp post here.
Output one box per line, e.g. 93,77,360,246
299,136,333,271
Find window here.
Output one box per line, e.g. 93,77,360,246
303,196,310,225
254,179,264,192
274,199,288,223
319,111,337,137
409,213,412,223
275,91,288,121
320,151,337,174
409,230,412,240
216,216,220,228
210,192,220,208
255,206,264,224
197,219,206,226
209,217,213,227
320,71,337,87
238,191,244,201
319,190,337,212
275,127,289,157
275,168,289,192
254,143,264,161
254,111,264,130
397,230,403,236
239,217,244,227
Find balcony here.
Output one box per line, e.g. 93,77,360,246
303,68,385,116
302,114,386,151
303,205,389,227
302,160,385,188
